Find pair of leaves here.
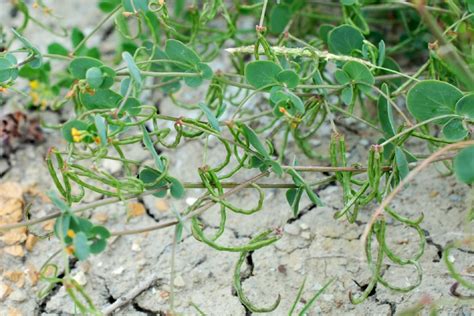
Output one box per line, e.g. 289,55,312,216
407,80,473,141
335,61,374,105
164,39,213,87
139,166,185,198
286,169,323,217
69,57,116,89
245,60,300,90
54,212,111,261
239,123,283,176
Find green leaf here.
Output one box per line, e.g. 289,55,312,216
139,167,168,197
165,39,200,66
54,214,71,240
454,146,474,184
80,89,122,110
455,93,474,119
73,232,90,260
11,29,42,68
184,74,203,87
328,24,364,55
47,43,69,56
94,115,108,145
276,70,299,88
269,4,292,34
198,102,220,132
169,177,185,198
245,60,282,90
0,56,18,83
442,118,468,141
395,147,409,180
122,0,149,12
120,97,141,115
377,83,396,137
62,120,89,142
341,86,353,105
286,188,303,217
47,190,71,213
99,66,116,89
141,125,165,171
335,69,350,84
197,62,213,80
304,186,323,206
69,57,103,79
240,123,269,159
377,40,385,67
122,51,142,90
98,0,121,12
86,67,104,89
406,80,463,123
342,61,374,93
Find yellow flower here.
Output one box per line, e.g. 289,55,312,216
65,245,75,255
29,80,40,90
66,229,76,238
71,128,84,142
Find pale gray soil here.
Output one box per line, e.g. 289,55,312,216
0,1,473,315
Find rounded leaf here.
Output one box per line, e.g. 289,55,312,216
342,61,374,93
245,61,282,90
165,39,200,66
454,146,474,184
62,120,89,142
328,25,364,55
455,93,474,119
276,70,299,88
406,80,463,123
86,67,104,89
269,4,292,34
442,118,468,141
69,57,103,79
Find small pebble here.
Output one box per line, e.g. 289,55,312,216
72,271,87,286
448,255,455,263
301,232,312,240
9,289,27,302
173,275,186,288
299,223,309,231
284,223,301,236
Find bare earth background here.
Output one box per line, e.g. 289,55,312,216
0,1,473,315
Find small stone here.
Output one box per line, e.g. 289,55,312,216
359,139,369,146
102,159,122,174
25,234,38,251
186,197,198,206
3,245,25,257
92,212,108,224
301,232,311,240
0,283,12,300
284,223,301,236
72,271,87,286
131,240,142,252
299,223,309,230
155,199,169,212
128,202,145,217
112,267,124,275
9,289,27,302
449,194,462,202
173,275,186,288
3,271,24,287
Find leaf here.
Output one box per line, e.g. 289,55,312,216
94,115,108,145
245,60,282,90
455,93,474,119
11,29,42,68
73,232,90,260
122,0,149,12
169,177,185,198
276,70,299,88
269,4,292,34
406,80,463,123
377,83,396,137
62,120,89,142
122,51,142,90
198,102,220,131
454,146,474,184
86,67,104,89
335,69,350,84
47,190,71,213
98,0,121,12
377,40,385,67
99,66,116,89
395,147,409,180
240,123,269,159
342,61,374,93
197,62,213,79
69,57,103,79
328,24,364,55
141,126,165,171
304,186,323,207
341,86,353,105
80,89,122,110
139,167,168,197
286,188,303,217
442,118,468,141
0,56,18,83
47,43,69,56
165,39,200,66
